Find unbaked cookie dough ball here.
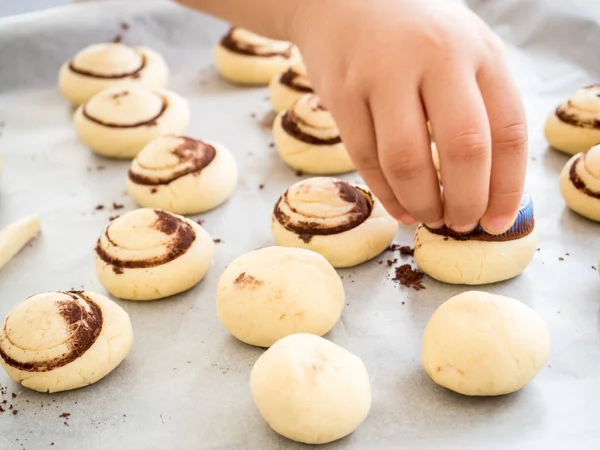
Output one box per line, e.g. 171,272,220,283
217,247,344,347
95,208,214,301
215,27,301,85
414,193,537,285
127,135,238,214
269,61,313,113
559,143,600,221
250,333,371,444
0,291,133,393
73,84,189,159
422,291,550,396
272,177,398,268
545,85,600,155
59,42,169,106
273,94,355,175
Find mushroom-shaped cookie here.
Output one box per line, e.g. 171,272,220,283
215,27,301,85
74,85,189,158
545,85,600,155
127,136,238,214
269,61,314,113
560,143,600,221
0,291,133,393
273,94,355,175
95,208,214,300
272,177,398,268
59,42,169,106
414,193,537,285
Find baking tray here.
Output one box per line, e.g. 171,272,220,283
0,1,599,449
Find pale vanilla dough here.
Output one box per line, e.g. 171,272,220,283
95,208,214,301
127,135,238,214
272,177,398,268
250,333,371,444
59,42,169,106
422,291,550,396
273,94,355,175
413,224,537,285
0,291,133,393
269,61,313,113
0,215,41,271
215,27,301,85
73,84,190,159
217,247,344,348
545,85,600,155
559,144,600,221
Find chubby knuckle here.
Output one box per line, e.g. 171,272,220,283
492,122,528,154
444,131,489,163
384,151,427,180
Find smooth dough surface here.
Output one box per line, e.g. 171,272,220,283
559,145,600,221
95,208,214,300
0,215,41,271
74,84,189,159
127,135,238,214
272,177,398,268
269,61,313,113
250,333,371,444
422,291,550,396
59,42,169,106
217,247,344,347
545,85,600,155
0,291,133,393
214,27,301,85
413,225,537,285
273,94,355,175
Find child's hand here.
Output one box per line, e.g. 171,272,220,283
288,0,528,234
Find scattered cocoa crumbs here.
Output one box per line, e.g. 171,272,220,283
95,204,104,210
213,238,223,243
386,258,397,267
268,142,274,148
387,244,401,252
259,184,265,189
151,188,158,194
196,219,205,225
112,34,123,43
0,405,4,412
559,257,564,261
399,246,414,257
593,266,597,271
112,202,124,210
392,264,425,291
402,301,405,305
108,215,120,221
536,248,540,251
295,170,304,177
565,253,570,256
59,412,71,418
377,260,383,265
12,410,17,415
11,393,16,399
121,22,130,30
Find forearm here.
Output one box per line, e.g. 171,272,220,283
173,0,304,41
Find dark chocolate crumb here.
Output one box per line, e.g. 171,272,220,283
151,188,158,194
565,253,570,256
95,204,104,211
558,257,564,261
12,393,16,399
402,301,405,305
0,405,4,412
112,202,124,210
259,184,265,190
593,266,597,271
377,260,383,265
536,248,540,251
213,238,222,243
295,170,304,177
250,113,257,118
59,412,70,418
392,264,425,291
109,215,120,221
121,22,130,30
268,142,274,148
196,219,205,225
12,410,17,415
399,246,414,257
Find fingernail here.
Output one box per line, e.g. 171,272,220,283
482,216,514,235
400,214,416,226
451,223,478,233
426,220,445,229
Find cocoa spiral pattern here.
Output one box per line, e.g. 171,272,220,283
569,146,600,199
220,27,294,58
555,85,600,129
281,95,342,146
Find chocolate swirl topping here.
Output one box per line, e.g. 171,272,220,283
128,137,217,185
69,53,145,79
281,108,342,146
279,68,313,94
555,85,600,129
424,194,535,242
95,209,196,272
82,90,167,128
220,27,293,58
569,152,600,199
274,180,373,243
0,291,103,372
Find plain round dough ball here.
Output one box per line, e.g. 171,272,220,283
273,94,355,175
217,247,344,347
272,177,398,268
0,291,133,393
414,194,537,285
422,291,550,396
73,84,189,158
251,333,371,444
545,85,600,155
269,61,313,113
127,135,238,214
215,27,301,85
95,208,214,300
559,144,600,221
59,42,169,106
